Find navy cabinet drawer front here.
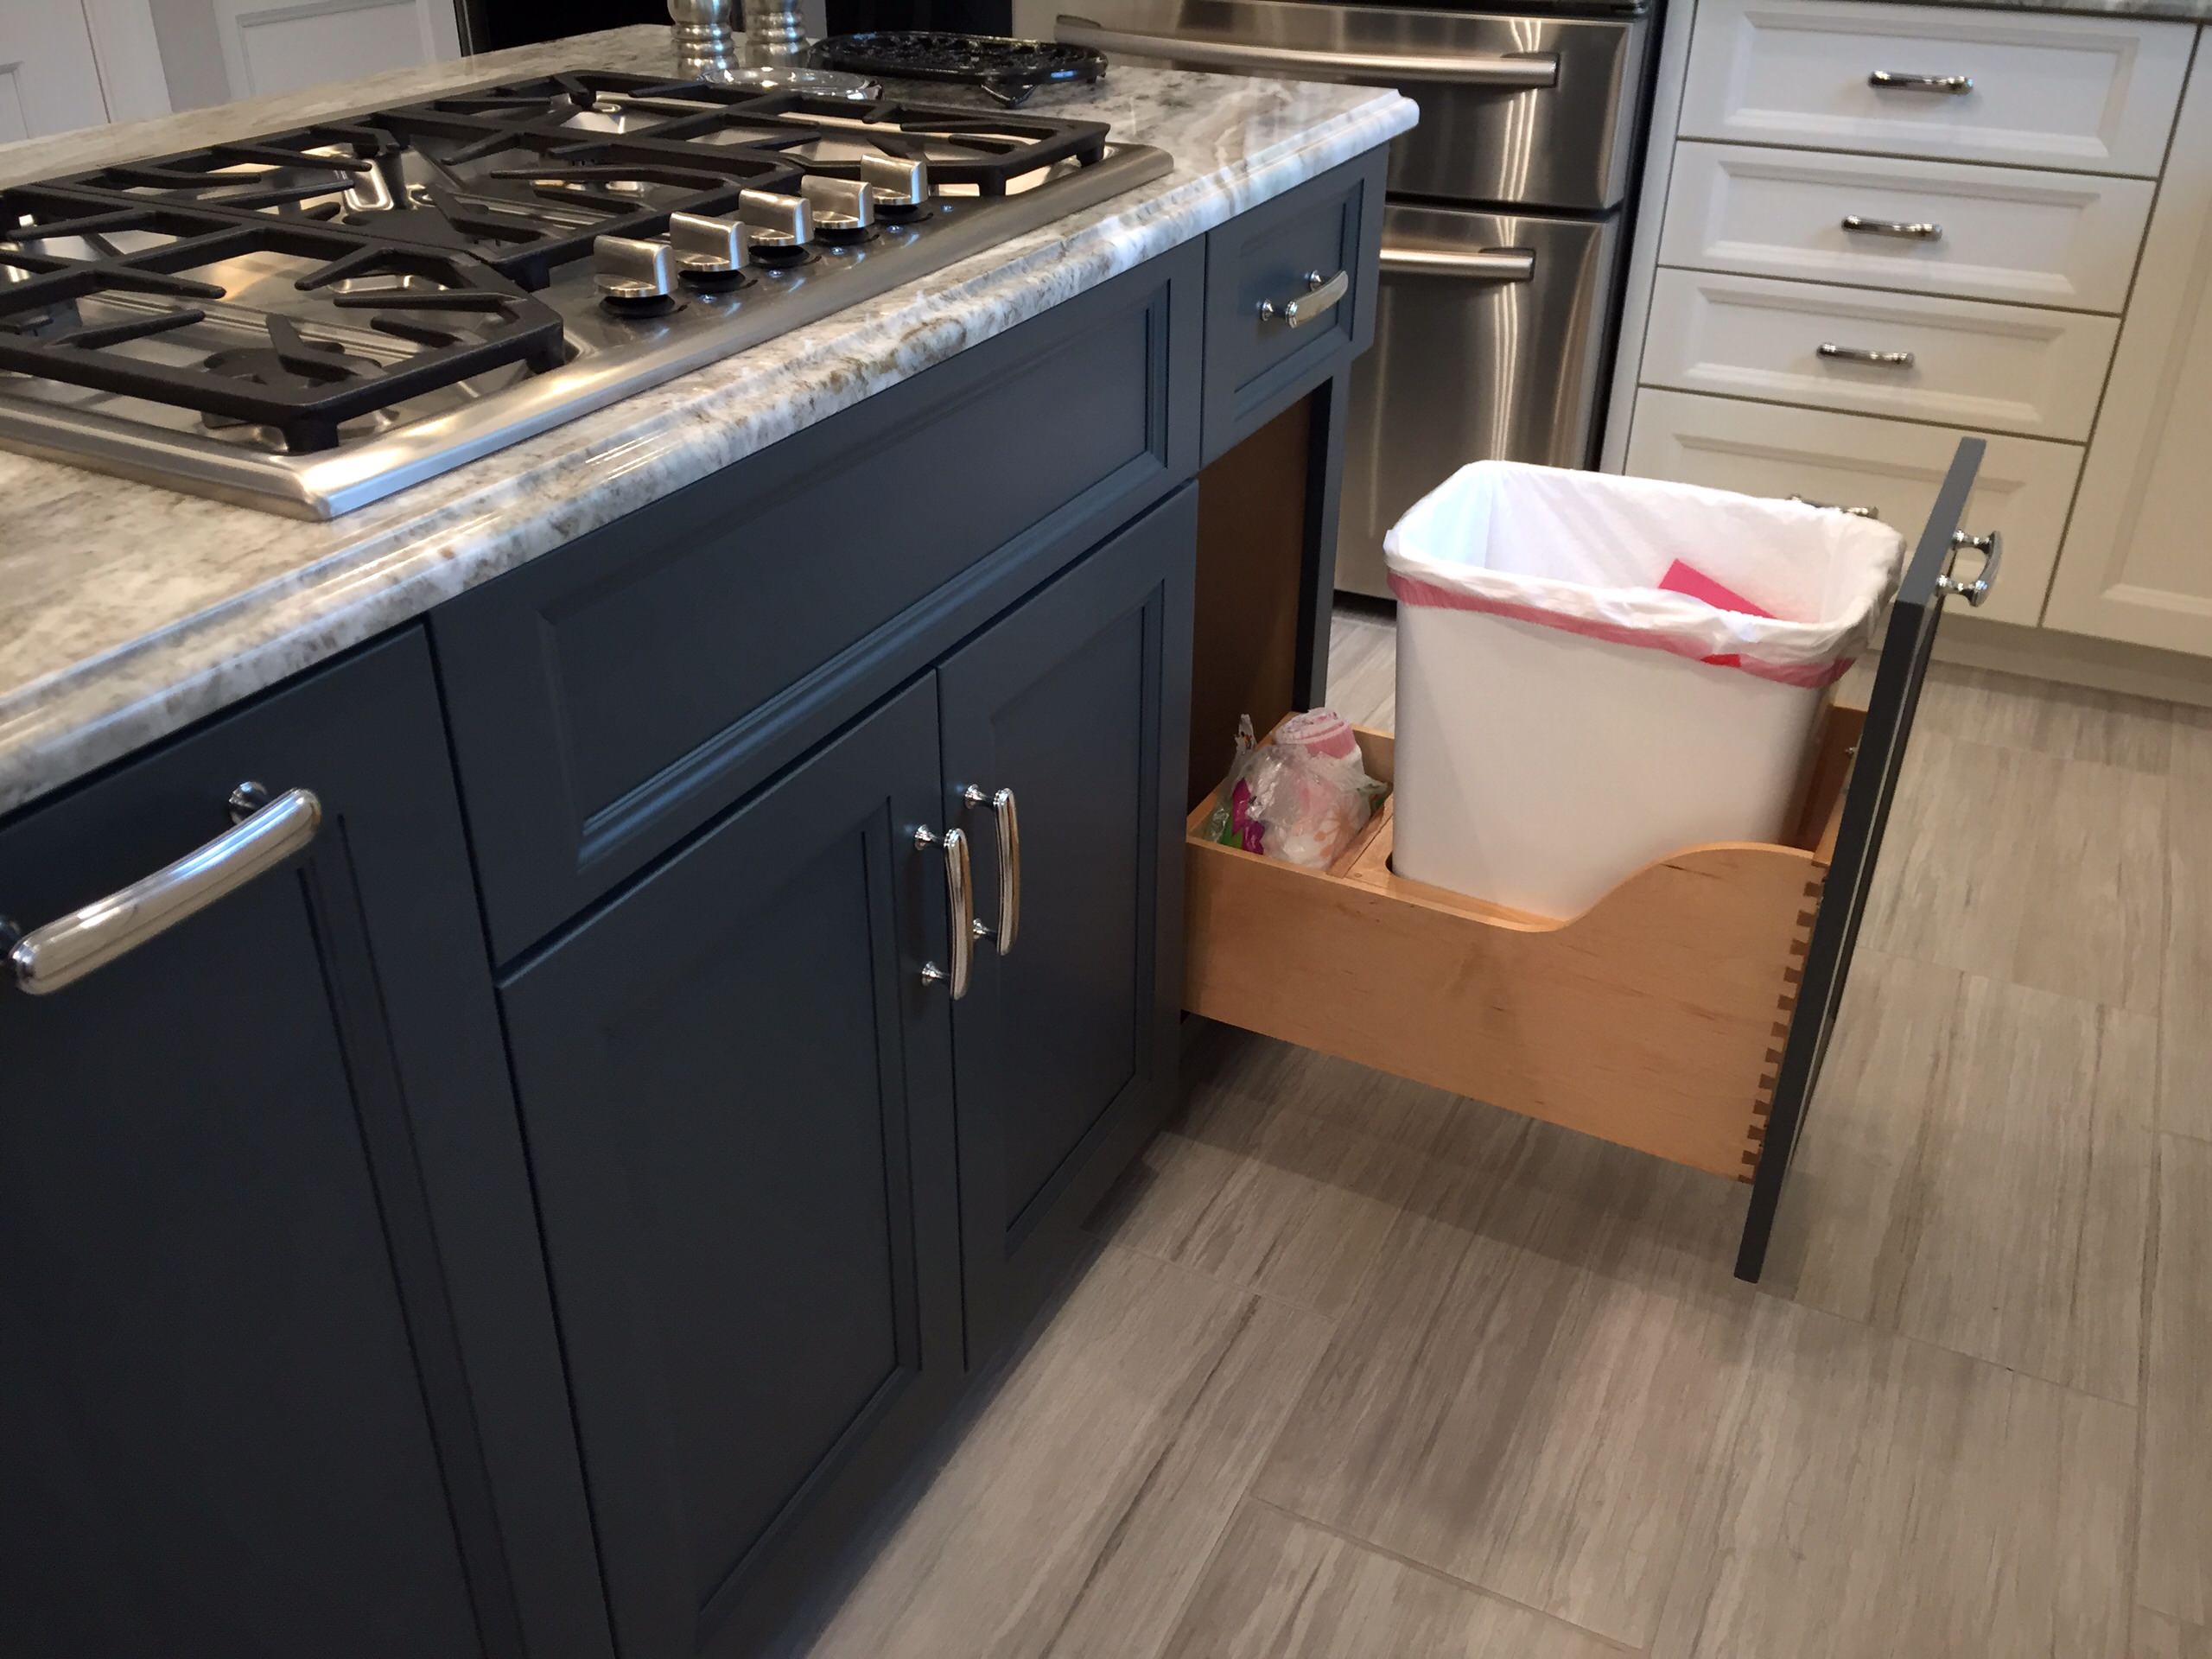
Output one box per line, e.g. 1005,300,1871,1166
1203,151,1385,461
437,245,1201,960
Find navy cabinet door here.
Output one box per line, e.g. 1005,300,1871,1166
499,676,963,1659
0,630,606,1659
938,485,1198,1360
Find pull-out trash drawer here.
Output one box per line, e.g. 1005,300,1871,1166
1184,441,1993,1280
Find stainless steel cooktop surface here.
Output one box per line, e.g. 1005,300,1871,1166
0,71,1168,518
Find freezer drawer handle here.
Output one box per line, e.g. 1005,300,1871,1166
1260,269,1349,327
1818,342,1916,370
1938,530,2003,607
3,783,321,995
1841,214,1942,241
1789,495,1882,518
913,825,976,997
1868,70,1973,94
1379,245,1535,282
1054,17,1558,86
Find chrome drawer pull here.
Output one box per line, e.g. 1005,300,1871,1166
1938,529,2003,607
1259,268,1349,327
1378,245,1535,283
1869,70,1973,93
1818,342,1916,369
4,783,321,995
1841,214,1942,241
1053,18,1558,86
963,785,1020,957
1789,495,1882,519
913,825,976,997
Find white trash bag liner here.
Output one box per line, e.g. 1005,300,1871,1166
1382,461,1904,918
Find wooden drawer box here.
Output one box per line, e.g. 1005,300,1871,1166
1660,142,2154,314
1202,149,1386,462
1186,442,1989,1279
1679,0,2191,177
1642,268,2118,442
1623,390,2081,629
1185,719,1850,1181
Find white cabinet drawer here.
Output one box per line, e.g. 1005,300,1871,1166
1680,0,2192,176
1623,389,2080,627
1642,269,2119,441
1660,143,2154,313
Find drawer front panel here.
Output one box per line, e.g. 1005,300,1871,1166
1642,268,2119,440
438,247,1200,960
1203,149,1385,461
1660,142,2155,313
1680,0,2192,175
1624,388,2082,628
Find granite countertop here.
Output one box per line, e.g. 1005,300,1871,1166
0,28,1416,817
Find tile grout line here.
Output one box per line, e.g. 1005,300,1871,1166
2143,724,2183,1626
2129,1131,2164,1623
1241,1491,1648,1655
1122,1287,1342,1659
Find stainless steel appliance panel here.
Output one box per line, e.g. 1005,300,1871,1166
1036,0,1646,211
1336,205,1617,596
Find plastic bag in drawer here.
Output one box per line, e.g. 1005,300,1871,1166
1205,709,1388,869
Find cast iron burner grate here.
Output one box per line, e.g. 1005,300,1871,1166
807,34,1108,107
0,194,566,453
0,73,1146,494
52,114,806,291
440,74,1111,190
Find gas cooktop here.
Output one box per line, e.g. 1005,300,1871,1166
0,70,1168,518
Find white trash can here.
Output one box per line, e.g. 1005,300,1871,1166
1382,461,1904,918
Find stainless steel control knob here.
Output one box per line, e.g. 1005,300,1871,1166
800,175,876,239
593,234,677,306
739,188,815,255
668,211,748,288
860,153,931,213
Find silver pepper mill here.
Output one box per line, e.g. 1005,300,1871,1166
670,0,810,80
745,0,810,67
670,0,744,82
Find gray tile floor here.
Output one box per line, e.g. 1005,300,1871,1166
794,607,2212,1658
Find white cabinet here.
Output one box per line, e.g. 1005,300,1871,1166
210,0,461,100
2044,51,2212,656
1642,268,2119,441
1617,0,2212,664
1679,0,2191,175
1624,390,2081,628
1659,143,2154,312
0,4,114,141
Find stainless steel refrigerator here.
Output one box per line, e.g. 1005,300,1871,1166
1029,0,1656,594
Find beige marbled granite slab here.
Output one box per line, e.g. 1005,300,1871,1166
0,27,1414,815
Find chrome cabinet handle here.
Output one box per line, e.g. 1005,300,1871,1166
1259,269,1349,327
4,783,321,995
1842,214,1942,241
1869,70,1973,93
1939,529,2003,606
1053,17,1558,86
963,785,1020,957
1818,342,1916,369
1790,495,1882,518
1378,245,1534,282
913,825,975,997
